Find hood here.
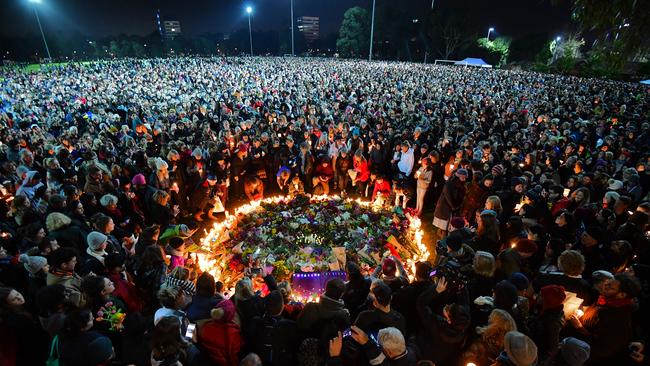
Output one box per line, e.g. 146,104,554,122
214,299,236,323
318,295,348,318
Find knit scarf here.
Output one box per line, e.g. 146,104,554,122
50,268,74,277
596,295,634,308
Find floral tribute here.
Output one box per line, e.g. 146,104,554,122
197,195,429,292
95,301,126,331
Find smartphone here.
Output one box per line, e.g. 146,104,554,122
342,328,352,338
563,189,570,197
185,323,196,339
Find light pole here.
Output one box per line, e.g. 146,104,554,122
28,0,51,61
290,0,294,56
369,0,376,61
487,27,495,41
246,6,253,56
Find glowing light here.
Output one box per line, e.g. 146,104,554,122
195,195,431,298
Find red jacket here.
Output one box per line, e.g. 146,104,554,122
372,180,392,200
354,160,370,182
198,300,242,366
107,272,143,313
550,197,570,217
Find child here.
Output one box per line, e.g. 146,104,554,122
166,237,188,269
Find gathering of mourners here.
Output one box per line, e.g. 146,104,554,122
0,56,649,366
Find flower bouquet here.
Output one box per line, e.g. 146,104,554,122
95,301,126,331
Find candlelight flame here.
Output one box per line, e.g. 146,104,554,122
195,195,431,298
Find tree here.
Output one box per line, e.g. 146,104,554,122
571,0,650,70
550,35,585,63
336,6,370,58
477,36,511,66
109,40,120,57
436,20,464,60
131,42,146,58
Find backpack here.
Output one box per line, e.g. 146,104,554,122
258,316,279,364
46,335,60,366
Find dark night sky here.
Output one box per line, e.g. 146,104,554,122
0,0,572,39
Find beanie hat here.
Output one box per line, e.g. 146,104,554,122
19,254,48,274
511,177,525,187
508,272,530,291
607,179,623,191
541,285,566,313
514,239,538,255
504,331,538,366
559,337,591,366
445,232,463,252
87,231,108,251
382,257,397,276
491,164,505,176
450,217,466,230
86,336,114,365
131,173,146,186
494,280,519,311
455,168,469,178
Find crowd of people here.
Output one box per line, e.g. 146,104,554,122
0,56,649,366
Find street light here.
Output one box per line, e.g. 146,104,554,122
556,36,562,42
369,0,376,61
246,6,253,56
487,27,495,40
28,0,52,61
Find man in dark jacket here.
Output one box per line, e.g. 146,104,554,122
355,282,406,336
568,272,641,366
298,278,350,338
248,290,299,366
416,276,470,366
391,261,433,337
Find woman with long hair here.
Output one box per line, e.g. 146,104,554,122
472,211,501,255
462,309,518,366
149,316,202,366
0,287,50,365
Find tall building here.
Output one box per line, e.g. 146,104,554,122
163,20,182,39
297,16,320,44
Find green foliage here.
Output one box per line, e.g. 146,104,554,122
336,6,370,58
571,0,650,71
477,37,510,66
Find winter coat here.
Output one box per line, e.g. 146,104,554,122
581,299,636,365
46,271,82,306
186,295,223,322
107,272,143,313
391,280,433,337
248,315,299,366
198,300,242,366
297,295,350,338
355,308,406,336
342,276,372,323
416,286,470,366
434,176,466,221
530,307,565,363
461,182,491,221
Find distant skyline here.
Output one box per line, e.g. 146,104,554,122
1,0,571,39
